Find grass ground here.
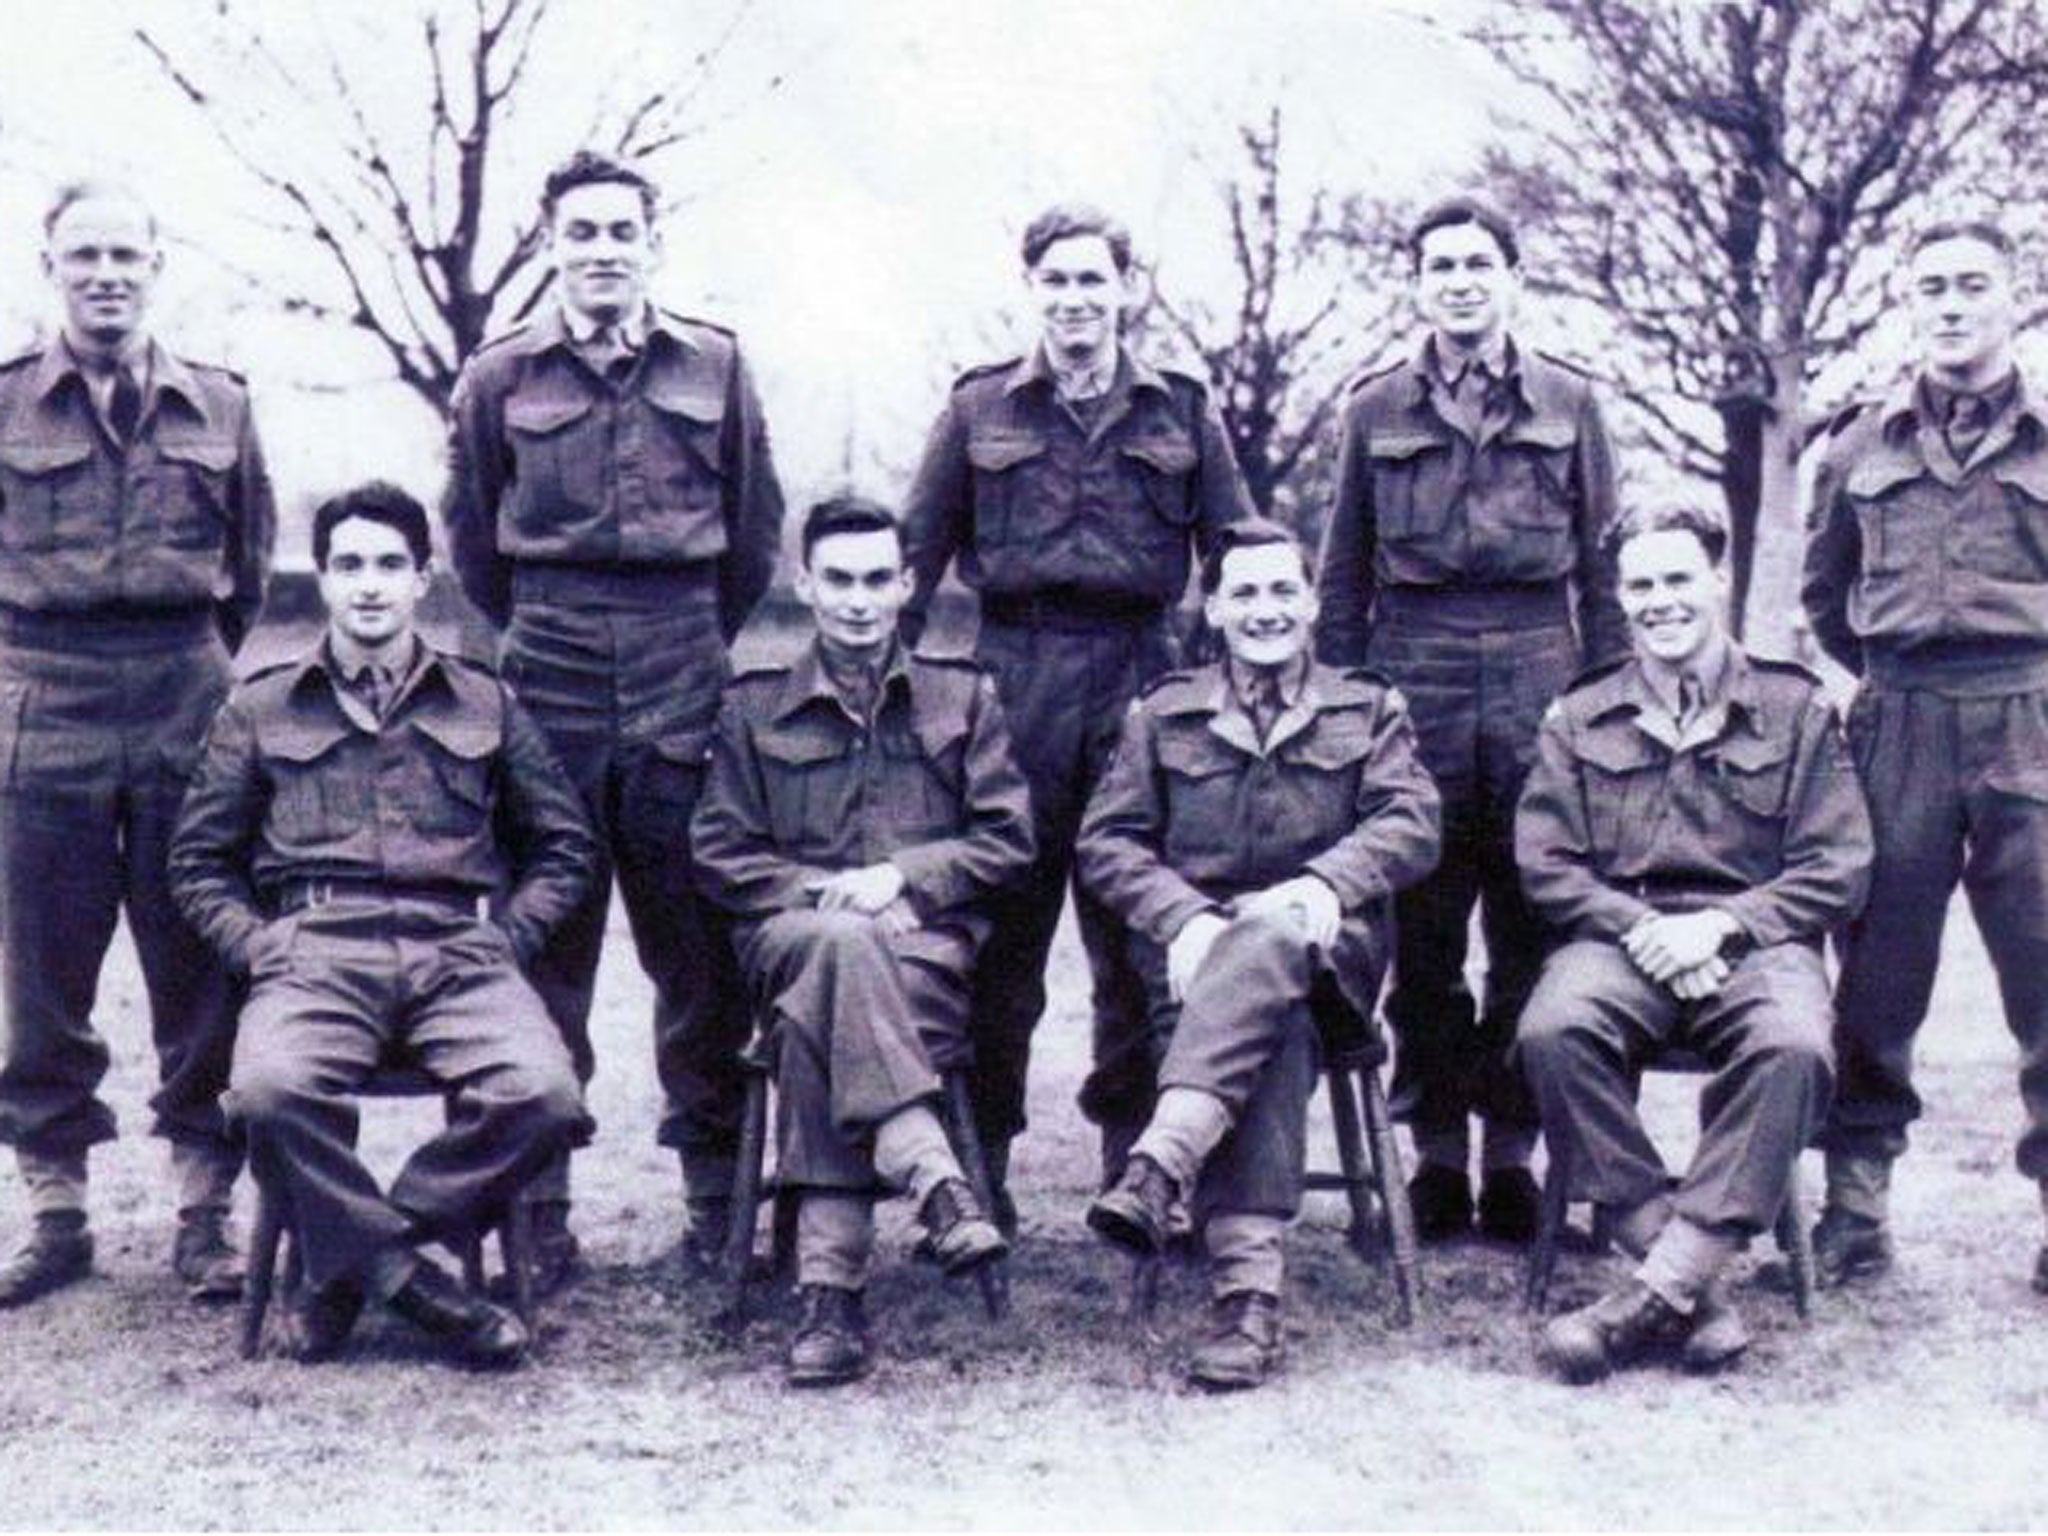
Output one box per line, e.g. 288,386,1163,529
3,888,2046,1531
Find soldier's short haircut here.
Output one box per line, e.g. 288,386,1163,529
1606,503,1728,567
1200,518,1315,594
1407,196,1519,271
1021,203,1134,274
42,180,158,242
312,481,433,571
801,493,903,567
541,149,659,225
1906,218,2014,267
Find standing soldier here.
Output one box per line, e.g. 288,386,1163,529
1315,197,1626,1242
0,182,274,1308
1802,219,2048,1289
443,151,785,1282
902,204,1253,1206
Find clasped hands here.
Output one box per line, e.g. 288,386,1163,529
1622,908,1743,1000
805,862,920,935
1165,875,1341,1003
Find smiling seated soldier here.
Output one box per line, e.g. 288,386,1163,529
1515,505,1872,1383
1078,519,1441,1390
693,495,1034,1387
169,483,596,1367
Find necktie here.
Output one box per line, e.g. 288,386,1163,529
108,372,142,445
1248,673,1285,744
357,665,392,722
1677,675,1702,732
1946,392,1992,463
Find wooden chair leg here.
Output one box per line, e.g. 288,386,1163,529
1359,1061,1419,1327
241,1179,286,1360
942,1070,1008,1322
1526,1133,1573,1313
1324,1064,1378,1263
724,1070,770,1325
1779,1157,1814,1320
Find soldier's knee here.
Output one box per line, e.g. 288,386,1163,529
1743,1006,1833,1079
1231,907,1314,963
768,907,884,955
226,1058,320,1127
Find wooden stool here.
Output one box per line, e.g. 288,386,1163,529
1130,1009,1421,1329
723,1059,1007,1326
1523,1048,1816,1318
239,1065,538,1359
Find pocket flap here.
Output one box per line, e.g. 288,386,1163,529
257,716,351,764
1715,731,1793,774
157,435,239,474
1503,417,1576,452
505,394,593,436
413,712,500,761
1992,456,2048,504
1156,729,1240,780
757,723,847,767
644,375,726,428
1367,431,1445,462
1574,728,1662,775
1844,455,1922,500
967,432,1048,473
1120,436,1199,476
1291,716,1378,770
0,438,94,476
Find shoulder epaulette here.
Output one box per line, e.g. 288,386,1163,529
1749,655,1825,688
0,348,40,374
662,310,736,342
730,659,792,685
1563,656,1632,694
184,357,249,386
1345,357,1405,397
1529,348,1594,381
1339,665,1397,690
908,650,986,674
240,657,299,682
467,322,540,361
953,357,1022,391
1822,400,1875,440
1139,666,1201,699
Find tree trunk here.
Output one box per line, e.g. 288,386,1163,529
1738,378,1808,660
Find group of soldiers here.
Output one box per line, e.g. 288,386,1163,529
0,148,2042,1393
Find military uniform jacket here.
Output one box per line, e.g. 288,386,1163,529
168,640,598,970
1801,374,2048,682
1077,662,1442,1016
691,641,1036,934
0,339,275,648
443,306,785,636
1315,336,1625,666
1515,650,1872,947
900,347,1253,629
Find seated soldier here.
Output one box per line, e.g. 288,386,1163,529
1514,504,1872,1383
169,482,596,1368
692,494,1035,1388
1078,519,1442,1391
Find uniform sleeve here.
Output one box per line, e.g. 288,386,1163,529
718,345,786,643
900,395,973,647
495,690,599,963
1302,691,1442,909
442,362,514,629
889,675,1036,915
1570,386,1628,666
1076,706,1221,945
1314,400,1378,667
167,696,269,970
1514,706,1658,940
1717,694,1874,946
221,396,276,655
1191,384,1255,558
691,698,829,919
1800,442,1865,675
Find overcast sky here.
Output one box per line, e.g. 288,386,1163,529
0,0,1505,554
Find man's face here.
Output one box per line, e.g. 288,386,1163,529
43,194,162,349
1204,540,1319,669
1026,233,1126,360
319,516,430,652
549,181,658,324
796,527,912,655
1414,220,1517,349
1617,528,1727,670
1907,234,2016,382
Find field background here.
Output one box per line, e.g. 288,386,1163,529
4,606,2048,1530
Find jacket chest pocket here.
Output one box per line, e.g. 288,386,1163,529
1365,431,1452,544
1844,457,1930,582
1699,731,1793,838
0,437,97,552
154,433,239,550
1575,730,1666,868
757,725,859,851
1157,730,1246,867
644,378,728,517
1274,718,1377,847
1116,432,1201,542
1488,418,1579,550
261,723,369,847
505,392,604,524
881,715,968,839
966,430,1052,546
1963,458,2048,585
405,715,499,837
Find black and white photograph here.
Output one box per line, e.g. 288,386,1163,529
2,0,2046,1528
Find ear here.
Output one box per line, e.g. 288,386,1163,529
1202,588,1225,633
792,565,817,608
1117,262,1151,319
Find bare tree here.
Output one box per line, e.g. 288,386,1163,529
1150,108,1411,543
1467,0,2048,642
133,0,770,421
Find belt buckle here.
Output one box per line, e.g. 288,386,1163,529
306,879,333,910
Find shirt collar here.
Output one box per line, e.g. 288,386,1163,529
776,636,912,721
1224,650,1310,712
1427,330,1512,392
1005,345,1166,400
35,337,212,428
1880,369,2048,444
557,300,651,349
